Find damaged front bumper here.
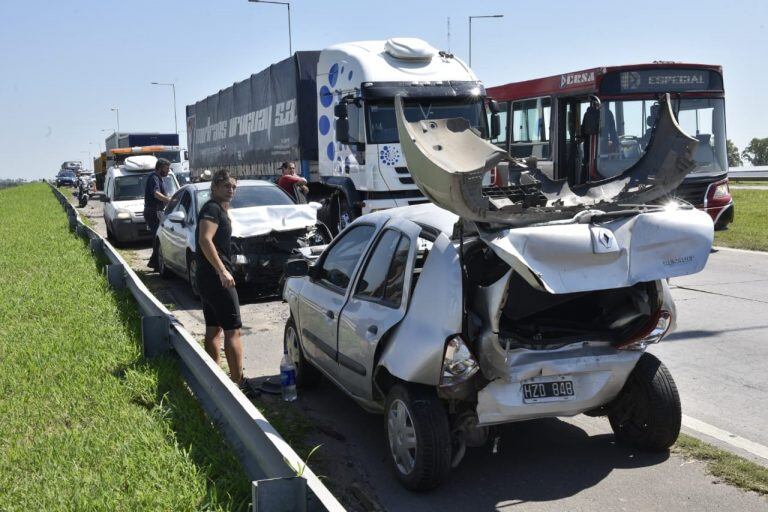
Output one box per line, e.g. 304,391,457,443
475,342,641,426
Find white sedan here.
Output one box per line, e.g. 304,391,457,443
155,180,330,294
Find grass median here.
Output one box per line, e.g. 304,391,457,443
714,188,768,252
0,184,250,511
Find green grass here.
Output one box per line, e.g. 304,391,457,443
0,184,251,511
714,189,768,251
674,434,768,495
730,180,768,186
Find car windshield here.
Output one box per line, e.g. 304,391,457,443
59,171,75,177
151,151,181,163
367,98,487,144
113,173,178,201
196,184,294,212
595,97,727,178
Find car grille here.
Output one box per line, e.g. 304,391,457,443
654,181,709,207
234,228,311,256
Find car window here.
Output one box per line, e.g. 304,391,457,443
319,225,376,291
355,230,411,307
165,191,182,214
179,191,192,220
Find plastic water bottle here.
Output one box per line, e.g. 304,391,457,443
280,350,297,402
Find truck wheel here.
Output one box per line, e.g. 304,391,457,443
385,384,451,490
320,192,351,236
284,317,321,388
609,352,681,451
186,254,200,298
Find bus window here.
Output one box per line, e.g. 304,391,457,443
510,97,551,160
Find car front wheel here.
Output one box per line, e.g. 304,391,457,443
384,384,451,491
609,352,681,451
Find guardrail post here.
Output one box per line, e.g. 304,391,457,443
105,263,125,289
253,477,308,512
68,213,77,231
142,315,170,358
89,238,103,255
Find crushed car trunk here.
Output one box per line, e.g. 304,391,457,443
394,93,700,227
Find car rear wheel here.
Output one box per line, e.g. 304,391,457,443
384,384,451,490
187,254,200,298
157,243,171,279
284,317,321,387
609,352,681,451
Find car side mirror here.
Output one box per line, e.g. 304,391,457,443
100,194,110,203
167,211,186,224
284,258,310,278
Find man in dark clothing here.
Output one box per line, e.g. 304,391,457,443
145,158,172,269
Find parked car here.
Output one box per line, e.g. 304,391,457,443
155,180,330,294
101,155,179,244
55,170,77,187
280,94,715,490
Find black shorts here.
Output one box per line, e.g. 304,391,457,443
198,272,242,331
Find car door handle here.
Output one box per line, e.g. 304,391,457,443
325,310,335,319
367,325,378,335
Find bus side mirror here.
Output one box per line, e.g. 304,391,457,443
491,113,501,140
582,106,600,136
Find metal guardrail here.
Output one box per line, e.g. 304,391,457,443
50,185,345,512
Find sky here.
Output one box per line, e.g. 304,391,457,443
0,0,765,179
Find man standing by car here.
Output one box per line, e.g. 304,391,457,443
145,158,172,269
277,161,308,202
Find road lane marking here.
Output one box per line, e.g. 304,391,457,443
682,414,768,461
674,285,768,305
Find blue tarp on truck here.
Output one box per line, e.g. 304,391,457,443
185,51,320,177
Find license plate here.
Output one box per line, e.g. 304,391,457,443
522,376,575,403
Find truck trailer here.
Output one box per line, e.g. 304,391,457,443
186,37,497,231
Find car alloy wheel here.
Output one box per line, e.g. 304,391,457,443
388,398,417,475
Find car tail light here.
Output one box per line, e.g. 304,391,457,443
706,179,731,203
617,310,672,350
439,335,479,387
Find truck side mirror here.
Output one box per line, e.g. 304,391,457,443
488,99,500,114
582,105,600,136
334,103,348,119
491,113,501,140
336,118,350,144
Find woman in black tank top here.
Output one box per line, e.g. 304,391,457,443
196,169,249,393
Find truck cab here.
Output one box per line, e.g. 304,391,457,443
316,38,496,229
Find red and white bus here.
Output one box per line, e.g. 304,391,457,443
487,63,733,228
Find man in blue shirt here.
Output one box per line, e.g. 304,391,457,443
145,158,172,269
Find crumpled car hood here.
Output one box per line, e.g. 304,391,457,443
229,204,317,238
395,93,699,227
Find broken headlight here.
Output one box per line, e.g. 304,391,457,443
439,335,479,387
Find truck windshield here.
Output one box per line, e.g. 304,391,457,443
595,97,727,179
367,98,486,144
196,185,294,211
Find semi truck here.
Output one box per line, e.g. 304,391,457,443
186,37,498,231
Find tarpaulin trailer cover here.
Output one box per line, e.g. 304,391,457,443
186,51,320,176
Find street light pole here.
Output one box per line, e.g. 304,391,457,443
468,14,504,68
110,106,120,142
248,0,292,57
151,82,178,134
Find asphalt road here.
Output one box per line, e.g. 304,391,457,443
70,192,767,511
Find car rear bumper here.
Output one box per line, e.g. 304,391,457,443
475,343,642,426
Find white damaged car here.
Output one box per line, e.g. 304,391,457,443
282,94,715,490
155,180,330,294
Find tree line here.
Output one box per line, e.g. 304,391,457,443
727,138,768,167
0,179,27,190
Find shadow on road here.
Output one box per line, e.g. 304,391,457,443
283,380,670,512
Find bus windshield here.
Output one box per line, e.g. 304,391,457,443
596,97,727,178
367,98,486,144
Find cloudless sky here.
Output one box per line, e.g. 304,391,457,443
0,0,765,179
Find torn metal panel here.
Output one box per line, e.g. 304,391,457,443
395,94,700,227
